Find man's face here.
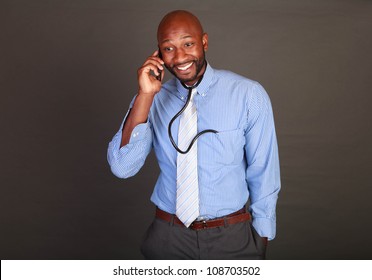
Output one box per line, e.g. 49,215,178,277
158,20,208,86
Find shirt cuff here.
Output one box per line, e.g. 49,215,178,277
127,121,151,144
252,217,276,241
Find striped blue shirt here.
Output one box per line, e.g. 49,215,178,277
107,64,280,240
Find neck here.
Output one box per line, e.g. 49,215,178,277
181,74,203,90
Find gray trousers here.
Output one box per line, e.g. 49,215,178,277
140,216,267,260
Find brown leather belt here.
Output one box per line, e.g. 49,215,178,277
155,207,251,230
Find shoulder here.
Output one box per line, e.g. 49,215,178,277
214,68,256,85
155,77,177,100
213,67,272,113
213,68,268,98
213,68,264,94
161,77,177,92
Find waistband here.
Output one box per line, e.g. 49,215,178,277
155,207,251,230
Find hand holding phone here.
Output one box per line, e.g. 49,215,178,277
137,49,164,96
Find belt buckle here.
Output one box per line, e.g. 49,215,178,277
202,220,207,229
191,219,208,230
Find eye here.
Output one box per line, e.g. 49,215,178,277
163,47,174,52
185,42,194,47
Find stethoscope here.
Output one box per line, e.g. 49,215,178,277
168,75,218,154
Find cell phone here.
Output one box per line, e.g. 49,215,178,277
156,48,163,81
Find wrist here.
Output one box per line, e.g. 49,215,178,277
136,91,155,104
138,89,155,97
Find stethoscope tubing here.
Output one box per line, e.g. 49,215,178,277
168,78,218,154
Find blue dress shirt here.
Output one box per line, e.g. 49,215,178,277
107,64,281,240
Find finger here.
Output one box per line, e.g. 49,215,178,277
147,56,164,68
140,63,162,77
151,49,159,57
150,49,165,64
143,58,164,72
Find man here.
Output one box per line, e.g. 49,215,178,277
107,10,280,259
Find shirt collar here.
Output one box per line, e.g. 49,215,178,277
176,62,214,100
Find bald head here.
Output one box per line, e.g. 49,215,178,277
156,10,208,85
157,10,204,43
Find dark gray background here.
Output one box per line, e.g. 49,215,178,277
1,0,371,259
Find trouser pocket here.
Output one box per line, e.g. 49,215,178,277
249,222,267,259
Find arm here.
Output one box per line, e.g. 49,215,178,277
245,83,281,241
107,50,165,178
120,50,164,147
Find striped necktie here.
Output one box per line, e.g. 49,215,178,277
176,88,199,227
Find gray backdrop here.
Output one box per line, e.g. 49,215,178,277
1,0,371,259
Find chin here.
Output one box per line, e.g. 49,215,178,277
177,72,199,84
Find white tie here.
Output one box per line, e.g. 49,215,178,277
176,88,199,227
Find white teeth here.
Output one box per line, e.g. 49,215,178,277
177,62,193,71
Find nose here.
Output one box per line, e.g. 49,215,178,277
174,48,187,64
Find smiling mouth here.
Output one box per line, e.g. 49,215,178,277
176,62,193,71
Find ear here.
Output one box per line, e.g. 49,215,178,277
202,33,208,51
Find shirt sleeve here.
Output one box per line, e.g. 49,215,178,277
245,82,281,240
107,96,153,179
